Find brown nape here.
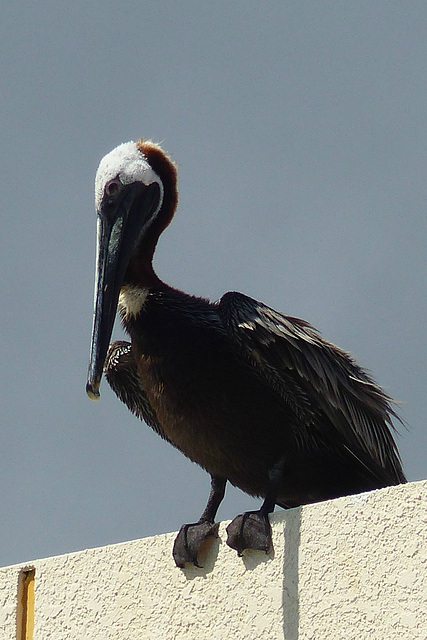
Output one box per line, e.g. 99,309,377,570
137,139,179,233
124,140,180,289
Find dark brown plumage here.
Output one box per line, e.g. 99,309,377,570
87,139,405,566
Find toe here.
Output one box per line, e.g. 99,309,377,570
226,511,273,556
173,521,219,568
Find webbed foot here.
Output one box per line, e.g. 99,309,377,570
173,521,220,568
226,510,273,556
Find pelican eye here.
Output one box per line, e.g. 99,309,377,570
105,179,122,197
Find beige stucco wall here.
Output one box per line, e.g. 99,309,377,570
1,480,426,639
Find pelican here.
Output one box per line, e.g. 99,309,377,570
86,139,406,567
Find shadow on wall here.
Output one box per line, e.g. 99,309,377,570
282,507,301,640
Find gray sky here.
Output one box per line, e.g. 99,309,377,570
1,2,426,568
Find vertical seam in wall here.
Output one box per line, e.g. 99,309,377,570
16,568,35,640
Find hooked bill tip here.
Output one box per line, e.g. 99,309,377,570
86,380,101,401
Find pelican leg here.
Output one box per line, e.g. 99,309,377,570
173,475,226,568
226,459,285,556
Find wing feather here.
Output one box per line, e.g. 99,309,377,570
218,291,405,482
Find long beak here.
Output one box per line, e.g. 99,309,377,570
86,182,160,400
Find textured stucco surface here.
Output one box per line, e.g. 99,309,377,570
1,480,426,639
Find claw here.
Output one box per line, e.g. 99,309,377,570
173,521,220,568
226,510,273,556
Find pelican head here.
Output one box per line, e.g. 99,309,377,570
86,139,177,400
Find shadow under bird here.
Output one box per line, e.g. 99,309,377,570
86,139,406,567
